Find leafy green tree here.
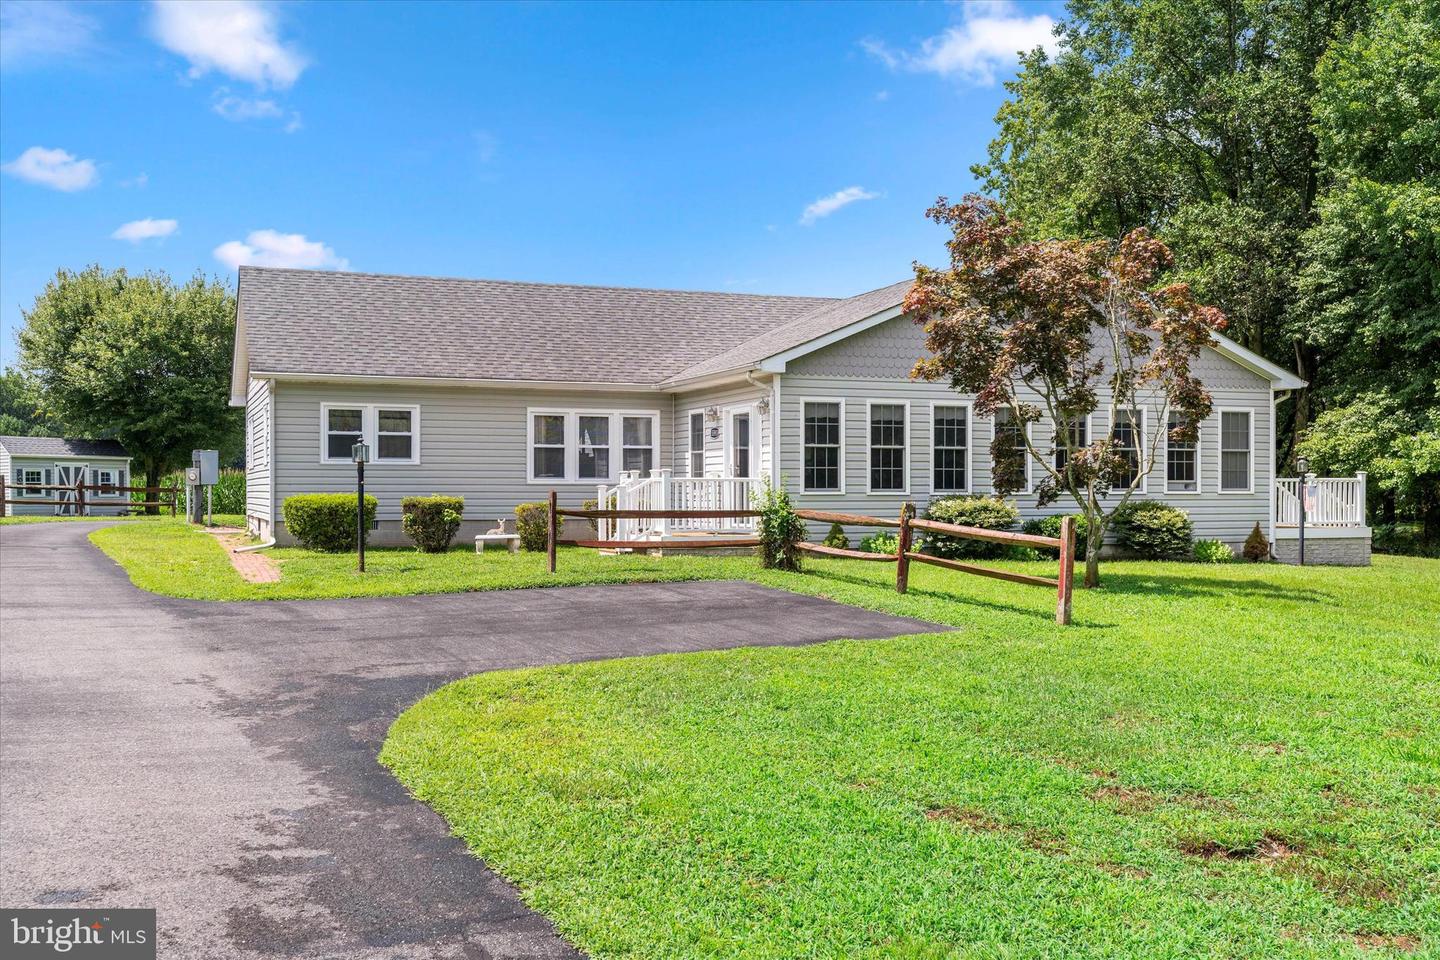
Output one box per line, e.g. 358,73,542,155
0,367,57,437
974,0,1371,453
18,266,240,500
1296,394,1440,539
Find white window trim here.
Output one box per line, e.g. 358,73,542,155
1216,407,1255,494
799,397,846,495
1108,408,1147,494
1164,411,1203,495
929,400,973,496
319,403,421,465
525,408,662,484
16,466,45,498
687,411,705,478
991,408,1034,495
865,399,910,496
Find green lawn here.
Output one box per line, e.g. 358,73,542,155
0,512,244,527
379,555,1440,959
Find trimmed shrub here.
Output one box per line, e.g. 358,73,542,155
515,501,554,552
859,532,899,555
282,493,377,552
1112,501,1193,559
1021,513,1091,556
755,479,804,571
401,495,464,553
1243,523,1271,562
921,495,1019,560
823,522,849,550
1194,538,1235,563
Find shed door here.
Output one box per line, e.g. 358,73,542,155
53,463,86,515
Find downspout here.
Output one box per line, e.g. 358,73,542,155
747,370,779,488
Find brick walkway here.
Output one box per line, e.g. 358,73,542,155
208,529,281,583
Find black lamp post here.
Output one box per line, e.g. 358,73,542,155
1296,455,1309,566
352,440,370,572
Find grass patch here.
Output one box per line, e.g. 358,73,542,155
0,513,175,526
381,556,1440,959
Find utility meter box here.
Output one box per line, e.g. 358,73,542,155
185,467,201,485
192,449,219,485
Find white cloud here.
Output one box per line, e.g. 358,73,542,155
112,218,178,243
214,230,348,270
212,91,284,121
862,1,1060,86
0,0,99,69
121,172,150,189
151,0,306,89
1,146,99,191
799,186,880,226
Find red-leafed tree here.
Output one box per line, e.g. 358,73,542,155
907,196,1226,587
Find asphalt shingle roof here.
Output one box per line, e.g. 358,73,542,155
237,267,841,385
0,436,129,458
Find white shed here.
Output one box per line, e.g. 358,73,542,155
0,436,134,517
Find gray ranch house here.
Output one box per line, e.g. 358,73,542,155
1,436,133,517
229,266,1369,562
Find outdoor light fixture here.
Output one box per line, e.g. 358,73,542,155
756,397,771,416
1296,456,1309,475
704,406,721,422
1295,455,1310,566
352,441,370,572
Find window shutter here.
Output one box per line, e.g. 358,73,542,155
44,468,53,486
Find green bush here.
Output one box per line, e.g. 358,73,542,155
144,467,246,514
921,495,1019,560
515,501,554,552
859,532,899,555
1194,538,1235,563
1112,501,1193,559
401,495,464,553
823,522,849,550
282,493,377,552
1021,513,1091,556
1243,523,1271,562
755,479,804,571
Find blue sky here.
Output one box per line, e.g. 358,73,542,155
0,0,1063,367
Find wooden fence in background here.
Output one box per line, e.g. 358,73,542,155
0,479,180,517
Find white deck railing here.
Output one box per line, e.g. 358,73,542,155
1275,473,1367,527
598,470,759,542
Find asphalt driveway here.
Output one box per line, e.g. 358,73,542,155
0,522,938,959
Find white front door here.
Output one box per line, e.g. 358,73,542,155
725,408,757,479
53,462,86,515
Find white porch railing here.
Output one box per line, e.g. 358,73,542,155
597,470,760,542
1275,472,1367,527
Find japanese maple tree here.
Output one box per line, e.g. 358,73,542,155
907,196,1226,587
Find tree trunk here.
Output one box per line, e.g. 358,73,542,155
1381,492,1396,525
145,463,161,516
1083,524,1104,589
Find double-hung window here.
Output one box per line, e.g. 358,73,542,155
932,404,969,493
803,401,843,493
1166,412,1199,493
322,404,421,464
1109,409,1143,491
993,407,1029,492
688,412,705,477
622,416,655,474
867,402,907,493
1219,410,1253,492
15,467,46,497
528,410,661,482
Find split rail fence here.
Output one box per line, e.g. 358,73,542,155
545,490,1077,625
0,478,180,517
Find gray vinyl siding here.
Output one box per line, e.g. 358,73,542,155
781,315,1274,547
269,380,670,541
670,379,772,479
3,455,132,516
245,377,274,527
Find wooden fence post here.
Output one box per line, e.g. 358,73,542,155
895,501,915,594
1,478,7,518
547,489,558,574
1056,516,1075,625
75,477,87,517
170,486,177,517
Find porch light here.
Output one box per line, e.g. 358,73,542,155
704,406,721,423
1296,455,1309,476
352,441,369,572
352,441,370,463
757,397,771,416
